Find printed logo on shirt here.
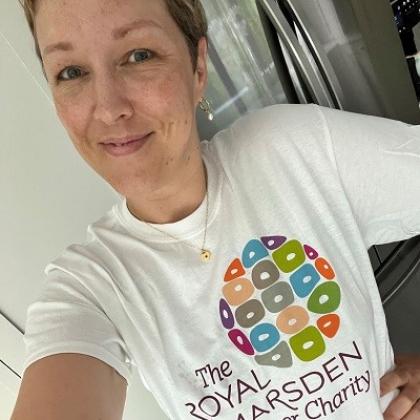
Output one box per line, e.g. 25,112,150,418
219,236,341,369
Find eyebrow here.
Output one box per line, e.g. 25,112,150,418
42,19,163,57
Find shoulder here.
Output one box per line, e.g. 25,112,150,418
216,103,325,154
208,103,327,162
205,104,341,186
38,210,121,304
230,103,321,134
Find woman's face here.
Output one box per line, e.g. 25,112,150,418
35,0,208,197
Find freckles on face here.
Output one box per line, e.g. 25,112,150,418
148,72,195,150
53,94,92,161
35,0,205,196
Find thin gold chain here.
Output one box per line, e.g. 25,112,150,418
142,166,210,255
144,190,209,253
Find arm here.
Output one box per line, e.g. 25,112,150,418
11,353,127,420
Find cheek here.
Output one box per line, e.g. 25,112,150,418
155,77,194,142
54,98,89,146
131,71,194,121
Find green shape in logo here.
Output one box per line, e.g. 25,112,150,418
289,326,326,362
307,281,341,314
272,239,305,273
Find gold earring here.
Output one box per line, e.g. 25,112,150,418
199,97,214,121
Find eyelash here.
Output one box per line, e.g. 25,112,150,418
55,49,154,82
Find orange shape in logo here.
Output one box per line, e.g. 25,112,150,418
224,258,246,282
315,257,336,280
223,278,255,306
276,305,309,335
317,314,340,338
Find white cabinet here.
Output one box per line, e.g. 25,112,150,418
0,365,20,420
0,313,24,420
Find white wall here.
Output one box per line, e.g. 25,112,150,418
0,1,167,418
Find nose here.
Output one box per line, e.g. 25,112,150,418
92,72,134,125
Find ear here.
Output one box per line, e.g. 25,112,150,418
194,36,209,104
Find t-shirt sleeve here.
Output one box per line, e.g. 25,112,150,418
315,104,420,249
22,267,134,386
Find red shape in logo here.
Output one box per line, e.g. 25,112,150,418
315,257,336,280
317,314,340,338
224,258,246,282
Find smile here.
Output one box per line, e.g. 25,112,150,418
101,133,152,157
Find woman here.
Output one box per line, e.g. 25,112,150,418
11,0,420,419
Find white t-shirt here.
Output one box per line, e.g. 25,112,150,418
22,104,420,419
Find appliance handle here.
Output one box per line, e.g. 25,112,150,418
278,36,312,104
374,235,420,306
382,244,420,306
280,0,344,109
257,0,335,107
256,0,301,104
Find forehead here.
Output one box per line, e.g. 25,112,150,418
35,0,178,51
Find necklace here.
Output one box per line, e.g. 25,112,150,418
141,164,212,263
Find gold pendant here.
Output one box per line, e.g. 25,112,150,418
201,250,211,262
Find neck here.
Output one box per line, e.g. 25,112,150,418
126,154,208,225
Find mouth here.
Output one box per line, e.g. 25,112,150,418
108,138,141,147
101,132,152,146
100,133,153,157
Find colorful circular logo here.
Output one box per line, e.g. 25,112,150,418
219,236,342,369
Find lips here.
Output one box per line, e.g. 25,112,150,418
101,133,152,146
109,138,139,147
100,133,152,157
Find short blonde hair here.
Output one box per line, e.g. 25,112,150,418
19,0,208,73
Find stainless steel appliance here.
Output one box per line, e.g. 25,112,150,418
199,0,420,352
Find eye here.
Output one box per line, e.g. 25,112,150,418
56,66,84,82
127,49,154,64
54,49,154,83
